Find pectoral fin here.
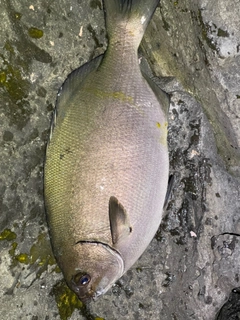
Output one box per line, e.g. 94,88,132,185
109,196,132,245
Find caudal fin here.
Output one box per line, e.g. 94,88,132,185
103,0,159,46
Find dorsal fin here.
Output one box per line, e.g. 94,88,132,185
109,196,132,245
48,54,104,141
140,56,170,116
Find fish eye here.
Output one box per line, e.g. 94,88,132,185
73,273,91,287
80,274,91,286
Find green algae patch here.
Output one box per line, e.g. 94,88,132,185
28,27,44,39
1,42,30,97
51,281,83,320
15,253,30,264
12,233,55,267
29,233,56,266
0,228,17,241
9,242,18,256
51,280,105,320
0,71,7,84
14,12,22,20
7,232,59,274
217,28,229,37
0,41,32,129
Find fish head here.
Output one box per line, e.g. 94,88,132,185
59,241,124,302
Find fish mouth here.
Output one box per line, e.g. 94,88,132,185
77,292,95,304
77,289,102,303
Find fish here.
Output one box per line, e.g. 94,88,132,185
44,0,169,302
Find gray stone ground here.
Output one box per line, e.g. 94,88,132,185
0,0,239,319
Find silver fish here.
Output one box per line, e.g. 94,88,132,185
44,0,169,302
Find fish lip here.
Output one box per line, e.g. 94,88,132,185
76,289,100,303
78,290,101,303
78,293,94,304
92,292,101,302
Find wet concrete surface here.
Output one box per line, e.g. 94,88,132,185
0,0,239,319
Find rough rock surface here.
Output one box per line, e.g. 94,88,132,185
0,0,239,319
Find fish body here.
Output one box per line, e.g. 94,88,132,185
44,0,169,302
